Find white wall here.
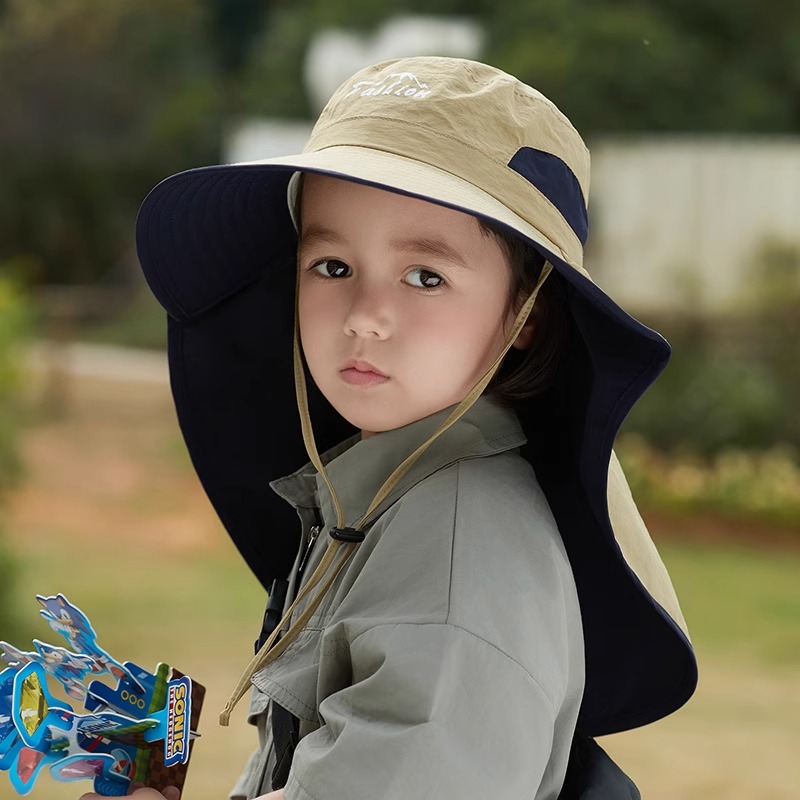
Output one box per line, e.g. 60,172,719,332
587,137,800,314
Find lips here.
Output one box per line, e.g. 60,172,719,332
340,358,390,388
341,358,388,377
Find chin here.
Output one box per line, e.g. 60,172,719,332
326,395,403,434
338,409,398,435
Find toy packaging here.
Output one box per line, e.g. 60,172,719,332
0,594,204,796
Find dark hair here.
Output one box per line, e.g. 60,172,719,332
477,218,569,410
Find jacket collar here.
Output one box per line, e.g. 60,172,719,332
269,394,527,527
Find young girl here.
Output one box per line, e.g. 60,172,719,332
99,56,698,799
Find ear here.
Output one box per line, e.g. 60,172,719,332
511,316,536,350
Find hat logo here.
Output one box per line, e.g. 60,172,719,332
344,72,432,100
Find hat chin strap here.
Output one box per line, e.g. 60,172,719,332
219,261,553,726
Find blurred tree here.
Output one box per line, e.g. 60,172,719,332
661,0,800,130
622,237,800,455
1,0,799,289
482,0,800,132
235,0,800,129
0,274,32,642
0,276,31,492
238,0,492,117
0,0,222,286
207,0,269,76
487,2,696,132
622,336,788,456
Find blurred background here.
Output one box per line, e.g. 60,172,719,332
0,1,798,798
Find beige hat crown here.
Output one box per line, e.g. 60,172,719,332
305,57,591,270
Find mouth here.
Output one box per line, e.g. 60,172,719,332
340,358,390,387
340,358,389,378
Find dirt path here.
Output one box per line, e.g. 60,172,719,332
647,508,800,552
8,370,222,554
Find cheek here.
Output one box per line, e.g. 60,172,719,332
408,297,503,359
298,284,337,341
438,289,507,334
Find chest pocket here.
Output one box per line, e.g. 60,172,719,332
256,622,354,794
250,621,323,724
251,517,367,718
251,614,355,726
248,601,352,793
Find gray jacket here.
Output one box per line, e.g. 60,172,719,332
229,395,585,799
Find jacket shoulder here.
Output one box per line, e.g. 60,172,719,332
446,451,584,707
331,452,541,630
335,451,582,663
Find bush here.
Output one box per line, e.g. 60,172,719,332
617,239,800,526
80,282,167,351
623,238,800,457
619,434,800,527
0,271,33,641
0,274,33,488
622,333,787,456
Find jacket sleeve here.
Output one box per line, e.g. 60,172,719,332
283,620,558,800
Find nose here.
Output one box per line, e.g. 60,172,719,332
343,275,392,339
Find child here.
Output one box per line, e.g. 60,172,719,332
127,56,697,799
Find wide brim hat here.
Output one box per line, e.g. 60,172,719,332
135,56,697,737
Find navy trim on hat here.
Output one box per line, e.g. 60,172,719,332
508,147,589,245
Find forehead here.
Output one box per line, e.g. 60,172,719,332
296,173,512,270
298,173,479,231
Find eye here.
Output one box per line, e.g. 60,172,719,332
406,268,445,291
310,259,351,278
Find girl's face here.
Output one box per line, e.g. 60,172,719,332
297,174,532,439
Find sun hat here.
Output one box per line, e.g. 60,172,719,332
135,55,697,737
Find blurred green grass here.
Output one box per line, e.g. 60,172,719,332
661,542,800,668
14,532,798,679
601,541,800,799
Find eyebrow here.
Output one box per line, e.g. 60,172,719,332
298,225,345,251
299,225,474,270
389,234,473,270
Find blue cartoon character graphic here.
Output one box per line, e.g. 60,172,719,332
36,594,143,692
0,595,204,797
32,641,98,701
0,640,98,702
6,662,139,795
